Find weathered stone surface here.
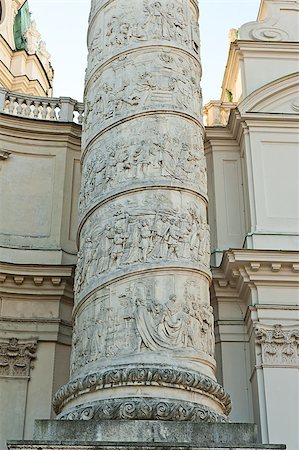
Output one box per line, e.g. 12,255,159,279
31,420,259,445
8,421,286,450
55,0,230,422
8,444,286,450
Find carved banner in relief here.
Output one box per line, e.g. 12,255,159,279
71,275,214,374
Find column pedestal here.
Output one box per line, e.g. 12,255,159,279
7,420,285,450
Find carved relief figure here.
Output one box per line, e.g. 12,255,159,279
83,51,201,143
76,197,210,297
71,276,215,372
79,124,206,216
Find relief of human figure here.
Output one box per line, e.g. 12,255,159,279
167,218,180,258
201,305,215,357
151,214,170,259
104,151,118,186
172,6,188,44
110,227,128,268
133,142,151,178
94,224,115,274
106,16,133,47
79,237,94,290
169,76,191,109
143,1,173,39
140,219,152,261
157,294,190,348
88,31,103,68
189,214,201,260
178,213,192,259
126,219,142,264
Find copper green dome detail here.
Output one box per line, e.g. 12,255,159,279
13,0,31,50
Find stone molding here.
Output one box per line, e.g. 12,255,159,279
238,72,299,116
57,397,228,423
212,250,299,300
255,324,299,367
0,337,37,377
0,263,74,296
239,0,299,42
53,365,231,415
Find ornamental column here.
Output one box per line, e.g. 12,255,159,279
53,0,231,422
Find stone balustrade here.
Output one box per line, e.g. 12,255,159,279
0,88,84,124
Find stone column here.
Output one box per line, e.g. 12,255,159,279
53,0,231,422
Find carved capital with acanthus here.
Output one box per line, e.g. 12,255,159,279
0,338,38,377
255,324,299,367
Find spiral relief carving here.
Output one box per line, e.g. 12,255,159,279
251,27,289,41
55,0,230,421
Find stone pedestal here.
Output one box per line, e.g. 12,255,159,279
7,420,285,450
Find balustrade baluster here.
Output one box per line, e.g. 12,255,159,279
0,89,84,123
41,102,48,119
25,100,31,118
33,101,39,118
49,102,56,120
16,98,23,115
77,104,84,124
9,96,16,114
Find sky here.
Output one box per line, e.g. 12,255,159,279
29,0,261,103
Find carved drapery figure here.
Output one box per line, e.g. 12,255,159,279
54,0,231,422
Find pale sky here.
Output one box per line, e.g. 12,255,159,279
29,0,261,103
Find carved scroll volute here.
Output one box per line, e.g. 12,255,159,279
55,0,231,422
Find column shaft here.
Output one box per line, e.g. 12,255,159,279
54,0,231,422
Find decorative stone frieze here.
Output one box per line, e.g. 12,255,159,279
0,338,37,377
256,324,299,367
53,365,231,415
57,398,227,422
55,0,231,421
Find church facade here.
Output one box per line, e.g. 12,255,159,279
0,1,298,450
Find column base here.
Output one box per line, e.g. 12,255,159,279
7,420,285,450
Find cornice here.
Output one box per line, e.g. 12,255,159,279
212,249,299,301
237,40,299,51
0,113,82,144
0,262,74,296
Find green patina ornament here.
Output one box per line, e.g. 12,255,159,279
13,0,31,50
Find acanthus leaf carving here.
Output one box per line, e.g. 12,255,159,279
255,324,299,366
0,338,37,377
